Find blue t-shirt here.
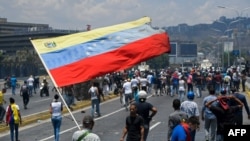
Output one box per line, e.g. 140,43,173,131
134,91,139,103
171,124,186,141
10,77,17,86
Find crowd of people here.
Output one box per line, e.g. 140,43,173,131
0,65,249,141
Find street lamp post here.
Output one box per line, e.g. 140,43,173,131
217,5,250,68
213,19,241,67
217,6,250,18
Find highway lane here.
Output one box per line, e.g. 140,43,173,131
1,89,249,141
2,86,55,118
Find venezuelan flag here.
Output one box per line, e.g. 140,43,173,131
31,17,170,87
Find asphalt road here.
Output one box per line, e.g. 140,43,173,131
0,80,57,119
1,88,250,141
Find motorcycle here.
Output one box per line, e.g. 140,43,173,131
40,82,49,97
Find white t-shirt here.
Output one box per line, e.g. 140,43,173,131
140,78,148,87
130,78,139,88
89,86,98,100
72,129,101,141
123,81,132,94
51,101,62,117
27,77,34,86
178,79,185,91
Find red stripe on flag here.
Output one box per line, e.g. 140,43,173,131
50,33,170,87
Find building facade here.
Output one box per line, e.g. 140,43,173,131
0,18,81,78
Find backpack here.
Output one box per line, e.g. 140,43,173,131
180,122,191,141
6,104,20,124
21,85,28,94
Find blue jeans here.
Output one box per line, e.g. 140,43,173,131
64,94,74,107
191,129,196,141
178,90,185,102
28,85,34,96
196,85,202,97
11,85,16,95
51,116,62,141
9,122,19,141
91,99,100,117
172,84,179,96
215,83,221,95
204,117,217,141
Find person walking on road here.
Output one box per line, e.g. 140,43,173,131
72,115,101,141
50,94,63,141
63,85,74,111
120,103,144,141
10,75,17,96
171,116,200,141
134,90,157,141
26,75,35,96
0,88,7,123
240,69,247,92
6,97,22,141
180,91,200,141
229,87,250,125
20,81,29,109
201,88,217,141
89,82,101,118
122,79,133,111
186,72,194,92
178,75,186,102
167,99,188,141
205,95,243,141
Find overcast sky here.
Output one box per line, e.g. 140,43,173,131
1,0,250,30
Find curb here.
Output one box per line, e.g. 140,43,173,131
0,94,118,133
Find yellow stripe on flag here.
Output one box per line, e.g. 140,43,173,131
31,17,151,54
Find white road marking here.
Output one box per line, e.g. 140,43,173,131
39,96,157,141
149,122,161,130
34,98,51,103
0,95,158,140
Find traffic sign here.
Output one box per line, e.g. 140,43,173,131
232,50,240,56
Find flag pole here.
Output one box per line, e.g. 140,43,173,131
54,87,81,130
29,38,81,130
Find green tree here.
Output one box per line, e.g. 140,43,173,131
146,53,169,70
